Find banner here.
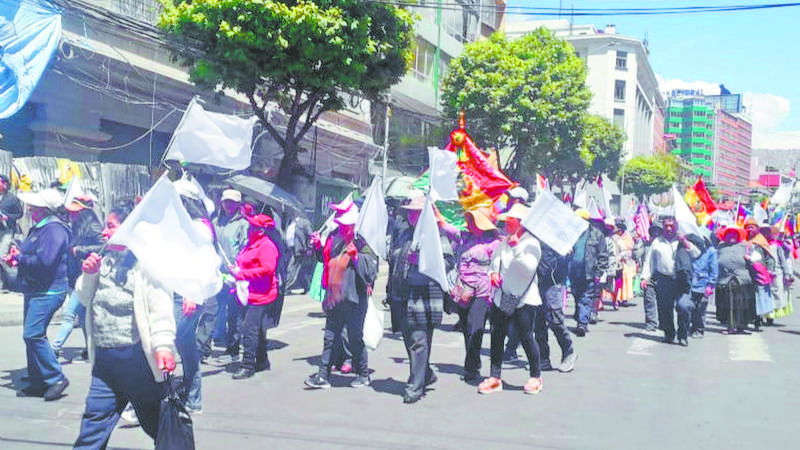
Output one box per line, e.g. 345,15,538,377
522,190,588,256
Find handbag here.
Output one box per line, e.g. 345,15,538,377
495,255,535,317
235,280,249,307
154,374,195,450
322,251,350,313
309,261,326,303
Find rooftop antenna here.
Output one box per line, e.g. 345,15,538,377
558,0,562,18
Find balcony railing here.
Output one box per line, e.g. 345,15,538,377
110,0,163,24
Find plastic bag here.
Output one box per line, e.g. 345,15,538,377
235,280,249,307
363,296,385,351
154,375,195,450
309,262,325,303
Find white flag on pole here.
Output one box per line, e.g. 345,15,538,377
754,204,768,224
428,147,459,201
522,189,589,256
109,176,223,302
573,181,588,208
672,186,703,237
771,182,794,206
412,195,451,291
164,100,258,170
356,177,388,259
62,177,81,207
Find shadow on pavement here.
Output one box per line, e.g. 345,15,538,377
0,367,27,392
623,332,663,342
292,354,323,368
306,312,326,319
369,377,404,397
266,339,288,351
778,329,800,336
0,436,74,448
607,321,649,331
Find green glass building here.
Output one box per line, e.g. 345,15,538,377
665,97,715,177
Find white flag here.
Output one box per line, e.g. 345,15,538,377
164,99,258,170
109,176,223,302
522,189,589,256
672,186,703,237
412,195,451,291
573,181,588,208
428,147,459,201
356,177,388,259
771,182,794,206
754,204,768,223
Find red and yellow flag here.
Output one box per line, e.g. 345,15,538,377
685,177,717,226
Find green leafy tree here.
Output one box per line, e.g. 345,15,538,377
158,1,415,188
440,28,591,180
580,114,626,180
620,153,679,199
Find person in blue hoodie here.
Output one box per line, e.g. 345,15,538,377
5,188,71,401
686,234,718,338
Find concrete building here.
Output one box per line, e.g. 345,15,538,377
664,89,752,198
0,0,407,217
505,20,664,159
385,0,506,174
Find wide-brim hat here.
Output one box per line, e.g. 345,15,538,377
334,205,359,226
65,194,96,212
717,225,746,242
330,198,355,213
507,186,529,202
400,195,426,211
574,208,590,220
466,208,497,231
19,188,63,210
245,214,275,229
498,203,529,222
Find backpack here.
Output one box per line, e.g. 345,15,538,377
538,242,570,285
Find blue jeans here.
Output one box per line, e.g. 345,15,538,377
51,290,86,351
23,292,67,388
574,279,599,328
174,300,202,410
74,344,165,448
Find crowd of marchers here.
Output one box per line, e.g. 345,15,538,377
4,178,794,447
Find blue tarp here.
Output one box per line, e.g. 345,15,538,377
0,0,61,119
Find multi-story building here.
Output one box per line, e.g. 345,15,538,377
505,20,664,159
385,0,506,174
664,89,752,198
665,95,715,178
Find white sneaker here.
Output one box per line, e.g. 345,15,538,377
120,404,139,425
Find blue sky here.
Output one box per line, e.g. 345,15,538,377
508,1,800,149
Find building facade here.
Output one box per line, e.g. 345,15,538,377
665,96,715,178
505,20,664,159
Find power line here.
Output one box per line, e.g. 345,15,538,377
367,1,800,16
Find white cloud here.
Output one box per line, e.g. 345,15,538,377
657,75,800,150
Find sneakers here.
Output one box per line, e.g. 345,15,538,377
350,375,371,388
690,331,703,339
539,359,553,371
502,352,519,363
677,338,689,347
574,326,587,337
460,371,481,384
232,368,254,380
523,377,543,395
120,404,139,425
559,352,577,373
477,377,502,394
187,406,203,415
43,376,69,401
304,374,331,389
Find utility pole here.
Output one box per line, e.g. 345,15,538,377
381,96,391,188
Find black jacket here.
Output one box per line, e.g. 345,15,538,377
0,191,23,232
67,209,104,287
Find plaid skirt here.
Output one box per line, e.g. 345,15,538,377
406,282,444,329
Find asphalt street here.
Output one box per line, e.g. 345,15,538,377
1,272,798,449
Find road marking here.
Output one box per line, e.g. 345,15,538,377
626,337,657,356
728,334,773,362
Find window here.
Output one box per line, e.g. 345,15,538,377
613,108,625,128
615,51,627,70
411,38,436,83
614,80,626,101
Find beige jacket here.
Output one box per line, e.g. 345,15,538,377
76,264,176,382
491,232,542,307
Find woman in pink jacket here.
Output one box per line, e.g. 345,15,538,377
231,214,280,380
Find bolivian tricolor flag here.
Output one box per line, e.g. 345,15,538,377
685,177,717,226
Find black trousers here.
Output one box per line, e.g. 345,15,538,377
402,325,434,398
319,300,368,377
654,273,689,339
490,304,541,379
535,284,574,363
241,304,270,371
456,297,489,377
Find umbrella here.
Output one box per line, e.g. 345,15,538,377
225,174,304,216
